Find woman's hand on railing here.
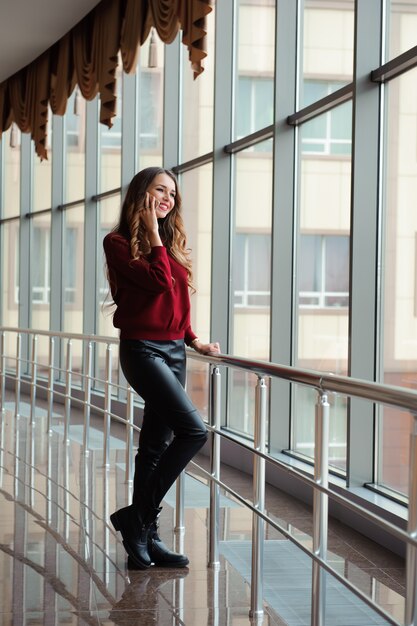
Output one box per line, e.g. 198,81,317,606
191,340,221,356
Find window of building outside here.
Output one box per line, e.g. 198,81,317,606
233,233,271,308
301,81,351,156
236,76,273,144
299,234,349,308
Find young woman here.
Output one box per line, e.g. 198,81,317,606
103,167,220,570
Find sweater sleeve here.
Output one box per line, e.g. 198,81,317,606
184,326,198,346
103,233,174,293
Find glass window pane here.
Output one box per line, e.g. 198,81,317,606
31,214,51,333
63,206,84,333
301,95,352,155
33,110,52,212
99,62,122,193
379,67,417,496
181,7,215,162
388,0,417,60
138,35,164,169
65,90,86,202
1,221,19,327
302,0,354,89
299,235,321,293
2,126,21,218
294,105,352,471
325,236,349,293
181,165,213,417
234,0,275,140
98,196,121,338
229,139,273,437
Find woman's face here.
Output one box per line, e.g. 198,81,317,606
147,173,176,219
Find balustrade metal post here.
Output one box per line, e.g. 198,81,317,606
46,336,55,434
29,334,38,508
125,386,134,488
405,416,417,626
311,391,330,626
103,344,112,467
249,376,267,619
175,470,185,535
208,365,221,569
64,339,73,444
0,331,5,413
29,334,38,424
15,333,22,418
63,432,70,541
82,341,93,452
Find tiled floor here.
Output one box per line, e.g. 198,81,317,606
0,394,406,625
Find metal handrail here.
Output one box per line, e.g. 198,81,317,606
3,324,417,410
0,326,415,625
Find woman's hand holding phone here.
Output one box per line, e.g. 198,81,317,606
140,192,162,247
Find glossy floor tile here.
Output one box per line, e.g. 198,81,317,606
0,393,406,625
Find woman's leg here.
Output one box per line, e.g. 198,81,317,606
120,339,208,511
132,405,171,508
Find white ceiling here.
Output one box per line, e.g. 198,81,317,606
0,0,102,83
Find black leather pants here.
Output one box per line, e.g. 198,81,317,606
119,339,208,511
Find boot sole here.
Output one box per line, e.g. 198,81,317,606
152,559,189,568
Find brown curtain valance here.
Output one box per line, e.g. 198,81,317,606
0,0,212,160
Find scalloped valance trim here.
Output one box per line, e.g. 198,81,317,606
0,0,212,159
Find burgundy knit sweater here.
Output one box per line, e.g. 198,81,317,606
103,232,197,344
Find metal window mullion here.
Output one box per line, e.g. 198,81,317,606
269,0,298,453
18,134,32,372
348,0,383,487
212,0,234,428
50,115,65,334
83,97,99,336
244,236,249,307
19,133,32,328
320,237,326,308
163,34,181,168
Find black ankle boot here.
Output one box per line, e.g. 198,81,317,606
147,512,189,568
110,505,161,569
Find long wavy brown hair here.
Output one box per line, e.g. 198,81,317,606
114,167,194,290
